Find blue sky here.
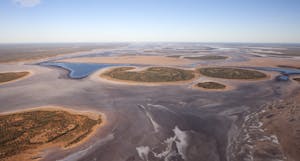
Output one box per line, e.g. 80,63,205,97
1,0,300,43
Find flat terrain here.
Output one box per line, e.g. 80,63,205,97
0,107,101,161
0,71,29,84
0,43,299,161
199,67,267,79
101,67,195,82
233,100,300,161
184,55,228,60
60,55,193,66
196,82,226,89
249,47,300,57
0,43,125,63
259,101,300,161
293,78,300,82
278,65,300,69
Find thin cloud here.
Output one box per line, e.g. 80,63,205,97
13,0,41,7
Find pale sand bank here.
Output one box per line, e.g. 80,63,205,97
60,55,193,66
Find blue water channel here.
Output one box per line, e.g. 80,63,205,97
40,62,130,79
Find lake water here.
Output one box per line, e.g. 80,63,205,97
40,62,128,79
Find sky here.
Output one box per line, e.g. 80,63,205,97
0,0,300,43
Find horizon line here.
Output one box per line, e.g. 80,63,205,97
0,41,300,45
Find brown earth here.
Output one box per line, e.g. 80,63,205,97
0,107,102,161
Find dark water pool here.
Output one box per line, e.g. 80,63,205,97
40,62,128,79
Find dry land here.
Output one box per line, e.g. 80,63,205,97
101,67,195,83
0,43,123,63
0,71,30,84
199,67,267,79
0,107,101,161
278,65,300,69
251,47,300,57
258,101,300,161
60,56,192,66
293,78,300,82
184,55,228,60
196,82,226,89
1,43,300,161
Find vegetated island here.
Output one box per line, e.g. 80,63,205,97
196,82,226,89
184,55,228,60
101,67,195,83
278,65,300,69
198,67,267,79
0,71,30,84
293,78,300,82
0,107,102,161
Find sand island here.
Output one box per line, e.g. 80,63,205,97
184,55,228,60
0,107,102,161
0,71,30,84
195,81,226,90
198,67,267,79
101,67,195,83
293,78,300,82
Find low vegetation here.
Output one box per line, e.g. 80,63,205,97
0,71,29,84
196,82,226,89
198,67,267,79
0,109,101,160
166,55,181,58
102,67,195,82
184,55,228,60
278,65,300,69
293,78,300,82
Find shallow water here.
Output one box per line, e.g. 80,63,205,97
40,62,128,79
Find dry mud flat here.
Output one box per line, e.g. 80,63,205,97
231,100,300,161
0,107,102,161
0,48,300,161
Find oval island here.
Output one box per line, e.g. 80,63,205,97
0,71,30,84
0,107,102,161
196,81,226,90
198,67,267,79
101,67,195,83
